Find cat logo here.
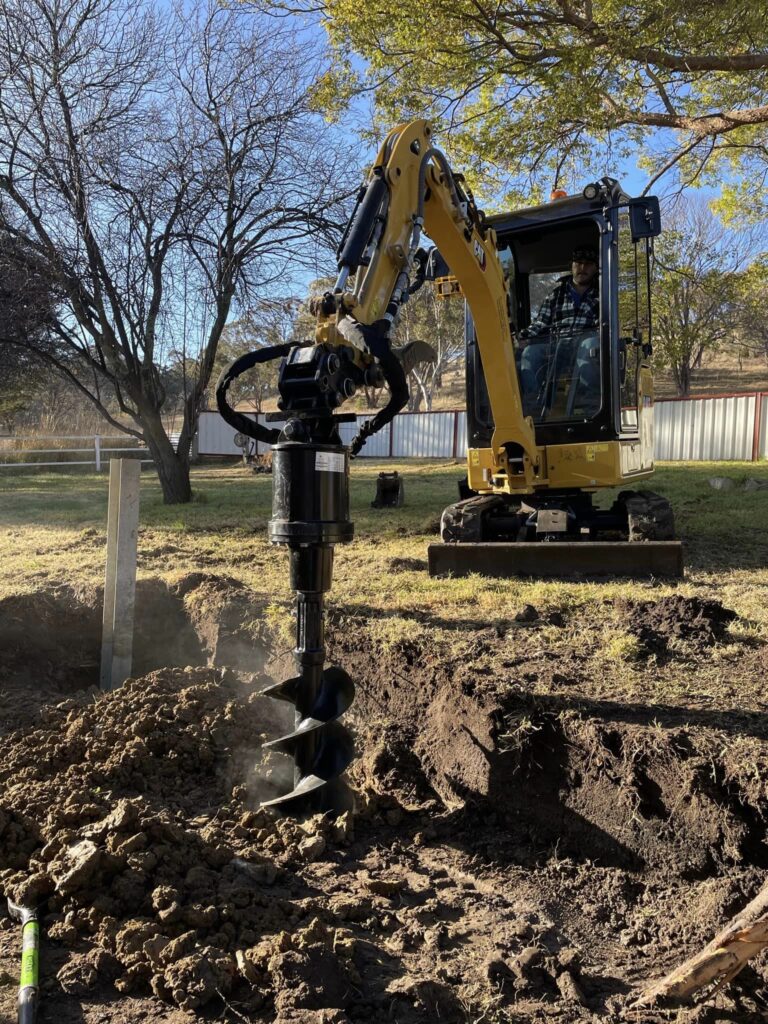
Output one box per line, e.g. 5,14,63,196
473,238,486,270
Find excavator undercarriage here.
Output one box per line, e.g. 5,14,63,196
430,488,682,577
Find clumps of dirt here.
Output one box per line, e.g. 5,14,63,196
0,667,358,1015
2,578,767,1022
615,595,737,656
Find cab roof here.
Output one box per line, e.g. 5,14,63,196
488,184,633,236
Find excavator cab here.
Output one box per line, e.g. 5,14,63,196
468,181,659,471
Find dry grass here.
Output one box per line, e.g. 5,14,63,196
1,457,767,717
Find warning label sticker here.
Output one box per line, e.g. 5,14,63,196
315,451,345,473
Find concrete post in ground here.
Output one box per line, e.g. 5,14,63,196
94,434,102,472
100,458,140,691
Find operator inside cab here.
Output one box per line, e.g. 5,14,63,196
511,245,601,421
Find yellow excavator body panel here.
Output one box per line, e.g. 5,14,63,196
467,439,653,494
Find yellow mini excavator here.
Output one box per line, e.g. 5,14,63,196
327,117,681,578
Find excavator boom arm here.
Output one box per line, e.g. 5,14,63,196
333,119,540,483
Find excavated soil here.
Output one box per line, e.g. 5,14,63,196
0,576,767,1024
614,595,738,658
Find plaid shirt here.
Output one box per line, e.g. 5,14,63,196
527,276,599,339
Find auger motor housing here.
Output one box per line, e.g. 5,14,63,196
269,436,353,548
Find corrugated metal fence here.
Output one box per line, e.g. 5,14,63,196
198,409,470,459
655,393,764,461
199,391,768,462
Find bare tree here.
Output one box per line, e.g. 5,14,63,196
395,284,465,411
206,298,302,415
0,0,349,501
0,234,60,431
652,199,759,396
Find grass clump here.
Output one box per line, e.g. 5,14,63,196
603,631,646,665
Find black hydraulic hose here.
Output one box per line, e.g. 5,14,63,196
349,344,408,457
215,343,293,444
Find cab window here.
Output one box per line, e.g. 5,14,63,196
616,210,651,433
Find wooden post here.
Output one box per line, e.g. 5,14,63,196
752,392,764,462
100,459,140,691
636,880,768,1008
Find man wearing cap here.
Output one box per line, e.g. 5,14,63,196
518,246,600,413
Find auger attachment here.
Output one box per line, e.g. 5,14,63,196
262,426,356,812
214,323,422,813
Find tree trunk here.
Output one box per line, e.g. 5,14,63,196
636,880,768,1008
364,386,381,409
142,412,192,504
676,362,691,397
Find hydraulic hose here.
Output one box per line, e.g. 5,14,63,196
214,343,293,445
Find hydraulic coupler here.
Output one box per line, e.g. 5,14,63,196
260,425,356,811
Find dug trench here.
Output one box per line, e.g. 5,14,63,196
0,576,767,1023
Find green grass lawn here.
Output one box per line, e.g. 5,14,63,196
1,456,767,715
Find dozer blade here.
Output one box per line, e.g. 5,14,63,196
428,541,684,579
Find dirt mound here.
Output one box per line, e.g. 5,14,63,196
616,595,737,655
0,574,269,734
1,578,767,1022
354,678,768,876
0,667,359,1014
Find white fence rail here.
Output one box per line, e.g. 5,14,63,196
198,391,768,463
0,433,184,470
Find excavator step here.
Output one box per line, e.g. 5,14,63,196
428,541,684,579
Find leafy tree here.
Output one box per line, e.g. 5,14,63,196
305,0,768,201
651,199,752,395
0,0,348,502
733,256,768,363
